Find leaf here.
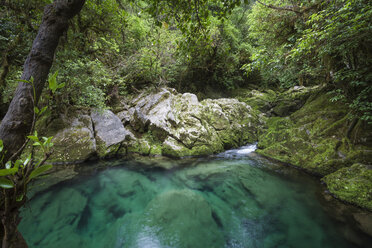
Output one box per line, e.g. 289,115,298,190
57,82,65,89
27,136,39,142
0,177,14,189
0,168,18,176
39,106,48,115
28,164,53,181
17,79,31,84
23,154,31,166
16,194,24,202
14,160,22,169
0,139,3,153
34,106,40,114
48,71,59,93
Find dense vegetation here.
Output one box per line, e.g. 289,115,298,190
1,0,371,121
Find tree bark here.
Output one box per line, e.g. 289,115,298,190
0,0,85,162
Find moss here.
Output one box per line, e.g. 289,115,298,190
256,90,372,209
191,144,223,156
149,144,162,156
162,139,192,158
127,139,151,156
236,89,277,112
322,164,372,211
256,92,370,176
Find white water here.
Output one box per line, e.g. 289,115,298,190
215,143,257,158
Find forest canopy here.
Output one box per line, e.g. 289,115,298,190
0,0,371,121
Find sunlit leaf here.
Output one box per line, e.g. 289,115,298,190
0,168,18,176
0,177,14,189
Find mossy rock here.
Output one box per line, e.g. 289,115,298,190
235,89,277,112
257,91,371,177
50,126,96,163
23,112,97,164
322,164,372,211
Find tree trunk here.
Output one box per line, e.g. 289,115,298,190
0,0,85,162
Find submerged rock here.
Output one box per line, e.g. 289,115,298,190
130,189,224,247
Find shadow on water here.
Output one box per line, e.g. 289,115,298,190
19,144,372,248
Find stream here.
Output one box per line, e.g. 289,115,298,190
19,145,372,248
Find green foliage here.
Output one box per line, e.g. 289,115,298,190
2,0,370,122
48,71,65,94
291,0,372,122
0,131,54,190
246,0,371,122
50,57,114,109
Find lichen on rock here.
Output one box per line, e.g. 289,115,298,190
123,88,260,157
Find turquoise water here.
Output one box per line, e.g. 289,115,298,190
19,146,372,248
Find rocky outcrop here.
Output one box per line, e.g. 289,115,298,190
118,88,261,157
32,111,96,163
256,92,372,176
322,163,372,211
34,88,260,163
251,87,372,210
236,86,317,116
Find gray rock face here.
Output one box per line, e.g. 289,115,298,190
36,88,260,163
121,88,260,157
48,113,96,163
91,109,132,157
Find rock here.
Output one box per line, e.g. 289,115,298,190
31,87,261,162
162,136,192,157
236,89,277,113
256,91,372,176
91,109,132,157
20,188,88,247
236,86,318,116
353,212,372,236
130,189,224,248
46,113,96,163
322,163,372,211
124,88,259,157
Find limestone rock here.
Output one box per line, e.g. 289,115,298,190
48,113,96,163
91,109,132,157
124,88,259,157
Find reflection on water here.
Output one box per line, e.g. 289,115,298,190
19,145,372,248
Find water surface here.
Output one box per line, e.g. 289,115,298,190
20,145,372,247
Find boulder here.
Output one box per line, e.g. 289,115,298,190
124,88,260,157
45,113,96,163
91,109,132,157
255,89,372,210
322,163,372,211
